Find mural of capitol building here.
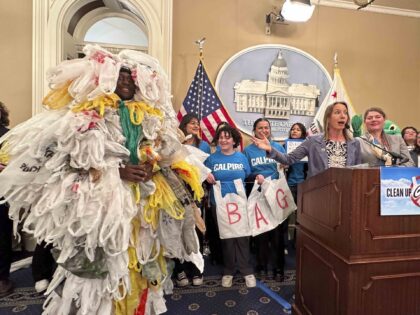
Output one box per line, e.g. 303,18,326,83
234,51,320,119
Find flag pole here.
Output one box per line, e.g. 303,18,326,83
194,37,206,125
333,52,338,69
194,37,206,60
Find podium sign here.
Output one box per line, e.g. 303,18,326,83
380,167,420,216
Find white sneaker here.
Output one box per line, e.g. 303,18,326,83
244,274,256,288
192,275,203,286
176,271,189,287
221,275,233,288
35,279,49,293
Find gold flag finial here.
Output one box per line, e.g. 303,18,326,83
195,37,206,59
333,52,338,69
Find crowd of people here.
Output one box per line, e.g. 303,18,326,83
0,44,418,315
172,101,418,291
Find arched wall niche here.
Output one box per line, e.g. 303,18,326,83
32,0,173,114
73,10,149,45
71,9,149,58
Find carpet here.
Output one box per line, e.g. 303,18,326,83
0,249,296,315
165,270,295,315
0,267,44,315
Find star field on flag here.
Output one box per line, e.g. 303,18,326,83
177,60,237,143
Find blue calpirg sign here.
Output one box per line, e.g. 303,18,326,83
380,167,420,216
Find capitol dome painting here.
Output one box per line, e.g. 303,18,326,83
234,51,320,120
216,45,332,140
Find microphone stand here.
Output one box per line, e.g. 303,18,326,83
358,136,407,166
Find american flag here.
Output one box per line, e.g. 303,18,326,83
177,60,237,144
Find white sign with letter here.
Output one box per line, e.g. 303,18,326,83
213,179,251,239
213,177,296,239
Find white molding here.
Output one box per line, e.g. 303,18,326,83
32,1,48,116
32,0,173,115
314,0,420,18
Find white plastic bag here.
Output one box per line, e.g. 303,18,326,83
262,175,296,223
46,59,90,89
213,179,250,239
136,224,160,265
183,230,204,273
184,145,211,183
247,180,277,236
157,210,184,258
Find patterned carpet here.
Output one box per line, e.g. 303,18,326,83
0,252,296,315
166,271,295,315
0,267,44,315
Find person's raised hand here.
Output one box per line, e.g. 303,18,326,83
251,135,272,152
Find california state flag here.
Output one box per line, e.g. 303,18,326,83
309,66,356,135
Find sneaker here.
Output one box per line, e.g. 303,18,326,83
35,279,49,293
192,275,203,286
176,271,189,287
0,279,14,298
221,275,233,288
244,274,256,288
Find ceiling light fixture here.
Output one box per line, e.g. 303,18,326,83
265,0,314,35
281,0,315,23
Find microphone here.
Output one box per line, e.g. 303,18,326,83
345,125,407,165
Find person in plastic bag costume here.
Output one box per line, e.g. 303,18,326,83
0,44,206,315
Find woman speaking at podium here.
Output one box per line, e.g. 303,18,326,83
358,107,414,167
252,102,361,177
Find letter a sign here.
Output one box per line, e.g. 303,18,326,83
247,180,277,236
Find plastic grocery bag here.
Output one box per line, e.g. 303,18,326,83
262,175,296,224
157,210,183,258
213,179,250,239
136,224,160,265
247,180,277,236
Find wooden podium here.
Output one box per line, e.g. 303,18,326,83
292,168,420,315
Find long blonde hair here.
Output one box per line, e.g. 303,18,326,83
323,101,352,140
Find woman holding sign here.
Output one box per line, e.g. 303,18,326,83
243,118,287,281
205,125,256,288
252,102,362,177
284,123,308,248
285,123,309,201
